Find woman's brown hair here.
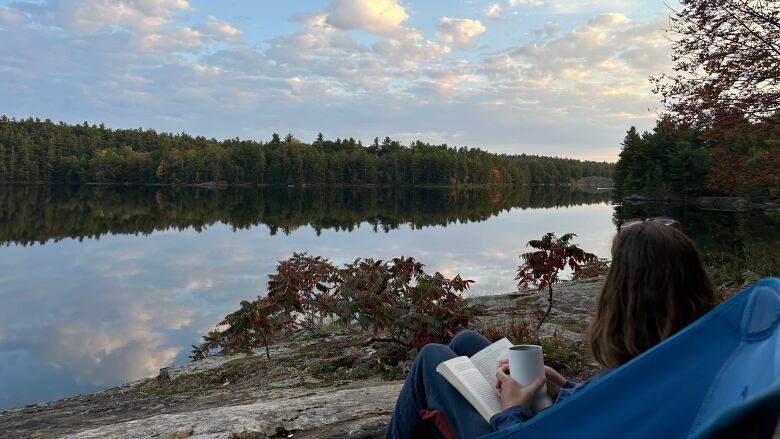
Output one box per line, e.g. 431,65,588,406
587,221,720,369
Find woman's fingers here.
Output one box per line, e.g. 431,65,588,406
526,375,547,394
495,365,512,389
496,368,546,396
544,366,567,386
496,366,510,382
495,359,509,389
496,372,547,410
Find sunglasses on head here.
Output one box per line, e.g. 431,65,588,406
618,216,681,233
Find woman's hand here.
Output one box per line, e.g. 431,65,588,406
543,366,567,400
496,360,567,401
495,364,546,410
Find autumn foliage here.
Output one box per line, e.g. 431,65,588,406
191,253,475,360
652,0,779,130
708,147,780,196
517,233,596,341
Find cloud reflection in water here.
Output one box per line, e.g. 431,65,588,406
0,191,615,410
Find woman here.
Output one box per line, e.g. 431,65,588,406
385,219,720,439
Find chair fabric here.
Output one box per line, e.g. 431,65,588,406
480,278,780,439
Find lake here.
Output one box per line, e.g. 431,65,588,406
0,185,777,410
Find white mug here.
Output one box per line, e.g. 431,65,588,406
507,345,553,413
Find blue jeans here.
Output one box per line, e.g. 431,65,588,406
385,330,494,439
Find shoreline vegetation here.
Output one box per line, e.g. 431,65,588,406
0,116,613,188
0,180,615,189
613,119,779,203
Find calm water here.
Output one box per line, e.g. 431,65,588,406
0,185,777,410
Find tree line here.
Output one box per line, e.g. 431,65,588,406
0,185,610,246
0,116,613,186
613,118,780,199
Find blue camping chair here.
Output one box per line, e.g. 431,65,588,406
482,278,780,439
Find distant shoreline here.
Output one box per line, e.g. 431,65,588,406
0,180,614,190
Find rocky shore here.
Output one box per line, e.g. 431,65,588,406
0,280,607,438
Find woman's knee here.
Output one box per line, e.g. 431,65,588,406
452,329,483,344
415,343,456,369
450,330,488,354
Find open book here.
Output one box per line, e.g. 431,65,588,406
435,337,514,422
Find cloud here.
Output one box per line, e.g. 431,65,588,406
410,67,480,101
262,6,449,87
477,12,669,127
196,17,242,43
24,322,179,386
0,5,25,27
325,0,409,36
8,0,243,54
508,0,545,7
436,17,486,50
373,29,451,69
0,292,192,389
137,26,204,52
132,16,241,53
40,0,192,32
543,20,561,37
485,2,502,19
587,12,630,27
267,14,362,66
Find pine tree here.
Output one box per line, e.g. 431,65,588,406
0,142,6,181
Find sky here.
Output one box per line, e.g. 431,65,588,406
0,0,678,161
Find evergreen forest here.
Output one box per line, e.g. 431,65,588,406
613,118,780,199
0,117,613,187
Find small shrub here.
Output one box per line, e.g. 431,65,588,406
538,333,587,378
505,317,535,344
192,254,339,360
192,253,476,360
481,312,537,345
337,257,476,348
517,233,596,342
571,258,610,280
481,324,505,343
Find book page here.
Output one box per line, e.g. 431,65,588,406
470,337,513,385
438,356,503,421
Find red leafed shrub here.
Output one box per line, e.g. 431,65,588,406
707,148,746,196
516,233,596,342
192,253,475,360
571,258,610,280
708,146,780,196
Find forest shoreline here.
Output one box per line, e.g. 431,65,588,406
0,180,613,189
0,117,615,188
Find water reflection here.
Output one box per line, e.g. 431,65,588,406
614,201,780,287
0,185,610,409
0,185,611,245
